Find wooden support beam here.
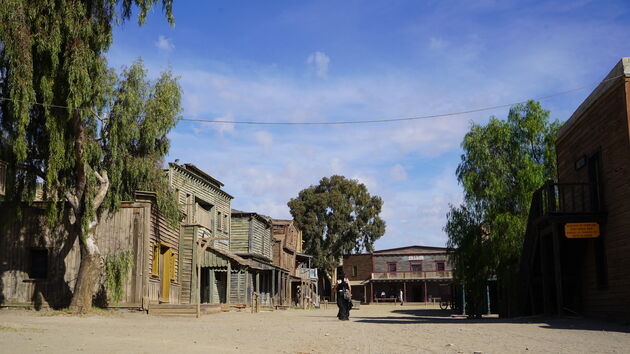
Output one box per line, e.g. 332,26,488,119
552,225,564,315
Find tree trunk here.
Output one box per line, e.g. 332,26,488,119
69,226,103,312
67,170,109,312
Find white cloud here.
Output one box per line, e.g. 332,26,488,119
155,35,174,53
254,130,273,148
306,51,331,78
389,164,407,182
429,36,448,50
191,113,235,135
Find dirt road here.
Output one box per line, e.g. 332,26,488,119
1,304,629,353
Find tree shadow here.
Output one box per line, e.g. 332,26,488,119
0,204,76,310
352,308,630,334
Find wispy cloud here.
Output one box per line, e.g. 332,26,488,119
307,51,331,78
155,35,174,53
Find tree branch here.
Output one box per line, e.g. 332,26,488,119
65,191,79,211
93,170,109,210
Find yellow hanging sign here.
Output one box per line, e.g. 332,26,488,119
565,222,600,239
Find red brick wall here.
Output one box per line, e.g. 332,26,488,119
556,78,630,319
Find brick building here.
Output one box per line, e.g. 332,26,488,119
520,58,630,319
343,246,453,303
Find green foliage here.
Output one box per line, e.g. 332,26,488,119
104,250,134,304
288,175,386,277
445,100,560,316
0,1,180,233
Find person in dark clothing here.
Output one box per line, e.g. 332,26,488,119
336,277,353,320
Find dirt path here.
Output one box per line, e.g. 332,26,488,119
1,304,629,353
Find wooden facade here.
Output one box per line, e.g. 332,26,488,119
0,193,180,308
167,163,261,307
343,246,452,304
521,58,630,319
167,163,232,251
270,219,318,308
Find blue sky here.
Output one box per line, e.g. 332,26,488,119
108,0,630,249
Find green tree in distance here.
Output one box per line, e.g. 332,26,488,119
0,0,179,312
288,175,386,281
445,100,560,317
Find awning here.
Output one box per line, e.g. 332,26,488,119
362,278,453,283
349,280,366,286
202,246,264,270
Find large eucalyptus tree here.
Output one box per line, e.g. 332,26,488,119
0,0,180,311
445,100,559,316
288,175,386,281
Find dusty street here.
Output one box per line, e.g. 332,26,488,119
1,304,629,354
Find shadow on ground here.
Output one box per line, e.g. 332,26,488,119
349,308,630,334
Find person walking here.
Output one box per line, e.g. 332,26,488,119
399,289,404,306
336,276,352,320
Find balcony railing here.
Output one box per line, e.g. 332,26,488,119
371,270,452,280
531,181,601,218
298,268,318,280
194,205,214,230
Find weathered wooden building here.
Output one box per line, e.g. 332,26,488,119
520,58,630,319
230,210,276,306
0,192,181,308
343,246,453,304
271,219,318,307
166,163,256,307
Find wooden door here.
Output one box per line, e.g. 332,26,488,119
161,247,171,302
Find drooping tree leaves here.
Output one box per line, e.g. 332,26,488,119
288,175,386,278
445,100,559,316
0,0,179,311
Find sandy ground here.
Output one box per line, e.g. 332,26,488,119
1,304,629,354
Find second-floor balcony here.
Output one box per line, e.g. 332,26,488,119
372,270,452,280
529,181,605,225
298,268,318,280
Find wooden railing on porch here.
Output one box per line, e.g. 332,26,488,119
371,270,452,280
531,181,600,218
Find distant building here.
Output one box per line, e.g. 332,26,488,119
343,245,453,303
521,58,630,319
271,219,318,307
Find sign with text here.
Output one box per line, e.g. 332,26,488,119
408,255,424,261
565,222,600,239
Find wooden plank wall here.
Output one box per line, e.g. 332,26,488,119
556,78,630,319
96,206,145,305
230,217,249,253
229,270,252,305
179,226,195,304
168,165,232,252
0,206,79,308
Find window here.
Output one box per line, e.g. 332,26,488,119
387,262,397,272
411,263,422,272
223,214,228,233
436,262,445,271
217,211,222,231
352,265,358,277
29,248,48,279
152,244,160,276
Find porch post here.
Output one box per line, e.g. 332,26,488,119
423,281,427,302
226,262,231,305
552,224,564,315
403,282,407,303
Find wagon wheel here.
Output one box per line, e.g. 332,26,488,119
439,300,449,310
